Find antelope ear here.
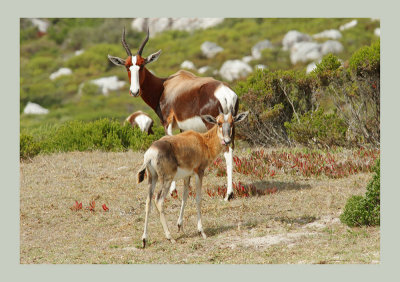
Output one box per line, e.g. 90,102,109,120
234,111,249,123
201,115,217,125
108,55,126,66
145,50,162,65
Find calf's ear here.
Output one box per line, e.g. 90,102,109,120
234,111,249,123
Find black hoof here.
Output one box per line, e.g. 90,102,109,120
178,224,181,232
227,192,234,201
142,238,146,248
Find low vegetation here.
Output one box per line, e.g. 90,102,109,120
340,158,380,227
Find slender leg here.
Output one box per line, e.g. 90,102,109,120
177,176,190,232
155,178,176,243
142,170,157,248
194,174,207,239
223,146,234,201
169,181,176,195
166,123,178,195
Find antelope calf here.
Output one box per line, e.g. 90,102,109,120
125,111,154,135
137,111,248,247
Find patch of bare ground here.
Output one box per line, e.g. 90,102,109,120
20,149,380,264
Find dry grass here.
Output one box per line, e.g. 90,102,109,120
20,149,380,264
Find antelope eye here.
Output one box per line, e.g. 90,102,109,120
218,122,222,126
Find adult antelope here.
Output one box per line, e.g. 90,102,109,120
108,28,239,201
125,111,154,135
137,111,248,247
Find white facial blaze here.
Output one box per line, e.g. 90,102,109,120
129,56,140,94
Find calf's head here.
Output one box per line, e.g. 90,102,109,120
202,111,248,145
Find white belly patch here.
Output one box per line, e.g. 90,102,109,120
174,167,193,180
214,85,238,114
135,114,152,132
177,116,208,133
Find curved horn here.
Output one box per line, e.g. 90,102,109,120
137,27,150,56
121,27,132,57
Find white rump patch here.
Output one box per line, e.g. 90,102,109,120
135,114,152,132
174,167,193,180
177,116,208,133
214,85,238,114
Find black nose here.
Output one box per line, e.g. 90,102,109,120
130,90,139,97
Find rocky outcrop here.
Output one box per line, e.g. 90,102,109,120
91,76,126,96
28,18,49,33
312,29,342,40
290,40,343,64
49,68,72,80
23,102,49,115
131,18,224,36
282,30,311,51
180,60,196,70
339,20,358,31
219,60,252,82
201,41,224,58
251,40,273,59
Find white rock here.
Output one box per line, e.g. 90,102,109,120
198,66,210,74
290,40,343,65
321,40,343,55
313,29,342,40
242,56,254,63
255,64,267,70
219,60,252,81
306,62,317,74
282,30,311,51
131,18,224,36
180,60,196,70
251,40,273,59
91,76,126,96
74,49,84,56
28,18,49,33
290,42,322,64
339,20,358,31
201,41,224,58
23,102,49,115
171,18,224,31
374,28,380,37
49,68,72,80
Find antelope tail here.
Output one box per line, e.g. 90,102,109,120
137,159,150,184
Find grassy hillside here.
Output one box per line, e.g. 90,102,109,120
20,18,380,137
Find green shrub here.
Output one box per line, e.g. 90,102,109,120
40,118,164,153
284,108,348,147
234,69,316,146
340,158,380,227
20,133,41,159
349,40,380,77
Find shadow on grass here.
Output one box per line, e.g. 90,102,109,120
251,180,312,193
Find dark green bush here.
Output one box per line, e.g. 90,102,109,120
340,158,380,227
284,108,348,147
20,133,41,159
234,69,316,146
349,40,380,77
316,40,380,146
